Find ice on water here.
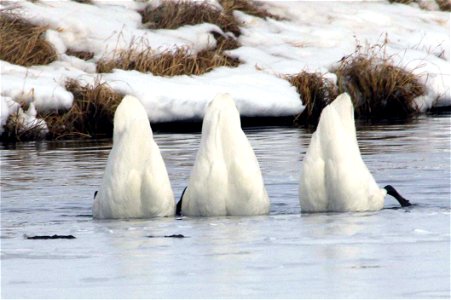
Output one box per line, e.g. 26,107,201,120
1,114,450,298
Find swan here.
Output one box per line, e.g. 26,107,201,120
93,95,175,219
177,93,270,217
299,93,411,212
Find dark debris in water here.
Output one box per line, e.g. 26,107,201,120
25,234,76,240
147,234,187,239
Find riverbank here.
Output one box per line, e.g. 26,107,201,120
1,0,450,141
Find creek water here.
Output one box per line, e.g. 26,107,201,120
1,113,450,298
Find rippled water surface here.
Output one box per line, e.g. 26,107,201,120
1,113,450,298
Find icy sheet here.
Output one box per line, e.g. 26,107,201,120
1,114,450,298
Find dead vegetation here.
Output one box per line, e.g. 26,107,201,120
140,0,283,40
97,44,239,76
218,0,283,20
41,79,124,139
2,107,48,142
140,1,241,36
435,0,451,11
0,12,57,66
289,41,426,126
66,49,94,60
71,0,93,4
389,0,451,11
288,72,338,127
333,42,425,119
388,0,415,4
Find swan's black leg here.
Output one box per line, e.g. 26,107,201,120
384,185,411,207
176,187,187,216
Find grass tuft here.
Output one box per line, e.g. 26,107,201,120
0,13,57,66
66,49,94,60
389,0,451,11
41,79,124,139
388,0,415,4
2,108,47,142
140,1,241,36
288,72,338,127
71,0,93,4
435,0,451,11
97,44,239,76
334,42,425,118
218,0,283,20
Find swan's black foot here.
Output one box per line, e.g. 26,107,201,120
384,185,412,207
176,187,187,216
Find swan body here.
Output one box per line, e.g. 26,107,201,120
93,95,174,219
300,93,387,212
180,93,270,217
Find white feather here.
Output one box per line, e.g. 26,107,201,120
181,93,270,217
93,95,174,219
300,93,386,212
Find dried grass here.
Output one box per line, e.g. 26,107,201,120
71,0,93,4
97,45,239,76
41,79,123,139
388,0,415,4
218,0,283,20
66,49,94,60
288,72,338,127
334,42,425,118
2,109,47,142
436,0,451,11
0,12,57,66
141,1,241,36
212,32,240,50
389,0,451,11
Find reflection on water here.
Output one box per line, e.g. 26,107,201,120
1,113,450,298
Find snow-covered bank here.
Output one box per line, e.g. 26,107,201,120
0,0,450,136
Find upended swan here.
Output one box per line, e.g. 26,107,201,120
177,93,270,217
299,93,411,212
93,95,174,219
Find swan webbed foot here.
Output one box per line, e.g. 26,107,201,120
384,185,412,207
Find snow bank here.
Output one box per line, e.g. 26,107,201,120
0,0,449,132
103,66,302,122
236,1,450,108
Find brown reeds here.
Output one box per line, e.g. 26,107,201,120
42,79,123,139
0,13,57,66
288,72,338,127
97,46,239,76
334,43,425,118
140,1,241,36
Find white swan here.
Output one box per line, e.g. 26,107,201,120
177,93,270,217
299,93,411,212
93,95,175,219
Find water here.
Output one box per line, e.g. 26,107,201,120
1,114,450,298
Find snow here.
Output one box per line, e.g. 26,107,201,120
0,0,450,131
103,67,302,122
